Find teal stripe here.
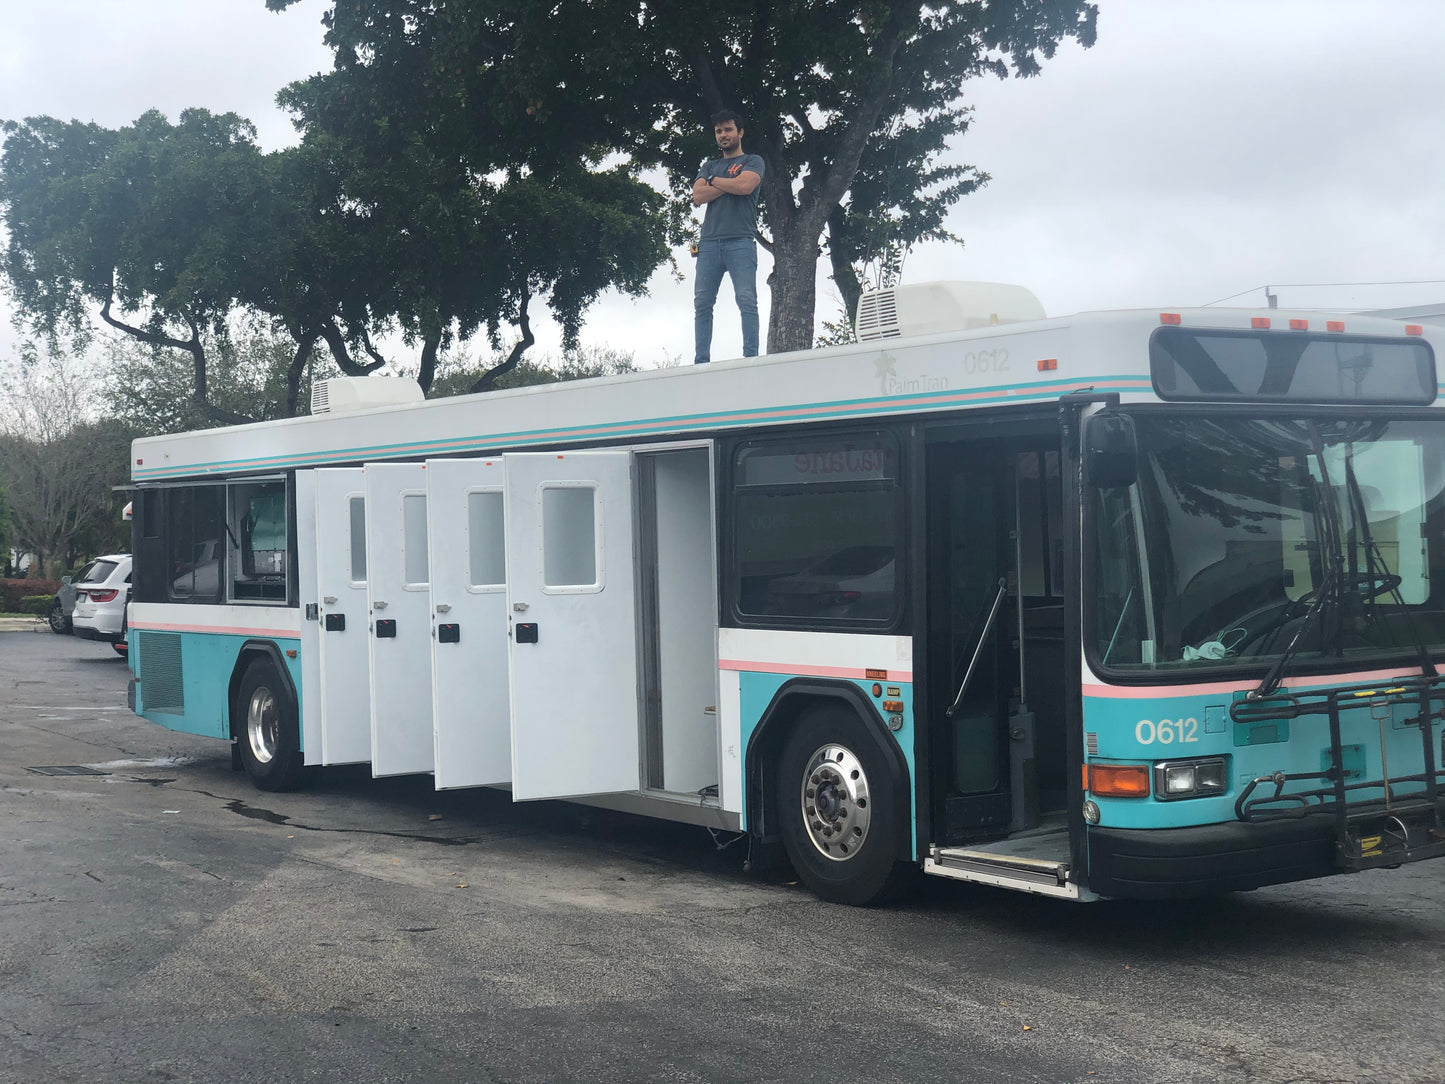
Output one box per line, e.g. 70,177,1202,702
135,376,1151,480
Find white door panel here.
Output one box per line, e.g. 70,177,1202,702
505,451,641,800
294,470,322,763
315,468,372,764
427,457,511,789
366,463,435,777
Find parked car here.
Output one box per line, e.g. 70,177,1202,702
47,570,81,634
765,545,897,619
71,554,131,656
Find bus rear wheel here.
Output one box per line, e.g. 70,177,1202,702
234,658,305,792
775,705,911,906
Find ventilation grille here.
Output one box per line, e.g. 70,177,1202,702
310,381,331,414
138,632,185,714
855,287,902,341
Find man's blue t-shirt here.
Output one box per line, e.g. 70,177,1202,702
697,153,765,242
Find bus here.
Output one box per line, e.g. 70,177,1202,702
124,281,1445,905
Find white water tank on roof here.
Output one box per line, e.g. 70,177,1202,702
311,376,425,415
856,281,1046,341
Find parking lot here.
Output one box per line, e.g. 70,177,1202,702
2,628,1444,1083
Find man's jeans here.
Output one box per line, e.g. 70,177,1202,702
694,238,758,364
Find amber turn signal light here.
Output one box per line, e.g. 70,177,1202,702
1085,763,1151,798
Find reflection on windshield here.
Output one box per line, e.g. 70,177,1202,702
1092,417,1445,674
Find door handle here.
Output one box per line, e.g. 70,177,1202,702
375,619,397,638
325,613,346,632
515,623,539,644
437,623,460,643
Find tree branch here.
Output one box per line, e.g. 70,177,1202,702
471,294,534,393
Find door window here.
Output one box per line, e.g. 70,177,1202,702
541,484,600,590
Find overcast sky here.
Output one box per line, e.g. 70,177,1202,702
1,0,1442,373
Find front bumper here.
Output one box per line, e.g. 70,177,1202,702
1087,818,1338,899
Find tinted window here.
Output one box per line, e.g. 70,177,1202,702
167,487,224,601
1151,328,1435,404
732,432,901,624
81,560,116,584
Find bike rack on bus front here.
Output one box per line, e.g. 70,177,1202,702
1230,674,1445,872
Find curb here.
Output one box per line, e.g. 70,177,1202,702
0,618,48,633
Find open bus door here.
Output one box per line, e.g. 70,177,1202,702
365,462,435,777
504,450,642,800
426,457,512,789
927,442,1018,840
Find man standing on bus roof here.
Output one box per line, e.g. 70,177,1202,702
692,109,765,365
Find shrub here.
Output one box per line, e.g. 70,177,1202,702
19,594,54,615
2,579,60,613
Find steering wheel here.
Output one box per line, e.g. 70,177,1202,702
1214,572,1404,658
1298,571,1403,605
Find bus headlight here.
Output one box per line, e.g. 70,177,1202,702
1152,756,1228,801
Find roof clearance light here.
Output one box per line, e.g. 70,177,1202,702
1251,317,1270,329
1289,318,1309,331
1037,358,1058,372
1327,320,1345,332
1407,324,1424,336
1086,763,1151,798
1160,313,1182,326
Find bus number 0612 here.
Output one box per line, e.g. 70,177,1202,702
1135,718,1198,745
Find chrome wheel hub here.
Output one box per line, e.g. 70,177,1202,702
247,686,279,765
800,743,871,861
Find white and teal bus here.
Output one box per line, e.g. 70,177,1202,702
125,281,1445,905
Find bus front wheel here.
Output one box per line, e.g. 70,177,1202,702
775,705,910,906
233,658,305,792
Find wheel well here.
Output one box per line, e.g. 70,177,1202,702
227,641,298,742
744,679,912,860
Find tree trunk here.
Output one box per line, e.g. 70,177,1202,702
766,232,819,355
285,335,316,418
472,295,534,393
826,207,863,332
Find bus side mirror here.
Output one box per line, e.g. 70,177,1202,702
1085,413,1138,489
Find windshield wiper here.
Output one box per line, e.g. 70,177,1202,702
1342,454,1437,678
1249,447,1348,700
1249,563,1336,700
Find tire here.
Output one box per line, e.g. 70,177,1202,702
48,600,71,635
775,704,913,906
112,605,128,655
233,657,306,792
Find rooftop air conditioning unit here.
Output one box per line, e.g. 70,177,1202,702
311,376,425,415
855,281,1046,341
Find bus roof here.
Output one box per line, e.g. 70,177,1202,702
130,305,1442,482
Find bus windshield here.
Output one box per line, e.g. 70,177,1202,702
1091,415,1445,676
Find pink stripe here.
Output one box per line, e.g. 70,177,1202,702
133,621,299,640
1084,664,1432,700
720,658,913,682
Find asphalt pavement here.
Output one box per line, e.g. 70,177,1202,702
2,629,1443,1083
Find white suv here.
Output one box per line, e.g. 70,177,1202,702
71,554,132,656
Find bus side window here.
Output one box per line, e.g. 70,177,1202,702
167,485,224,602
230,481,288,602
730,431,902,626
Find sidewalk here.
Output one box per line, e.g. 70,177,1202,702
0,616,47,633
